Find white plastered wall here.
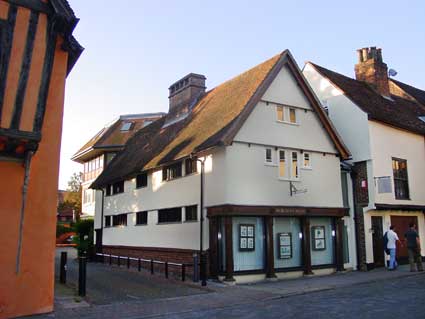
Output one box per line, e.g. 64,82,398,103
368,120,425,206
364,210,425,264
102,148,227,250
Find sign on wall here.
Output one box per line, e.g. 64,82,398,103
239,224,255,251
312,226,326,251
277,232,292,259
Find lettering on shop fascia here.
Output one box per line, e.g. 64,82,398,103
273,208,307,214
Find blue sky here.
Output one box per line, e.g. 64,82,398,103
60,0,425,188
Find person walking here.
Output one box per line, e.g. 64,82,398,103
404,222,423,272
386,226,399,270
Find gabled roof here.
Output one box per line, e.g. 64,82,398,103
390,79,425,107
307,62,425,135
72,113,165,163
91,51,350,189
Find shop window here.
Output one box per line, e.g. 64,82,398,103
310,217,335,266
232,217,265,271
274,217,302,268
136,173,148,188
158,207,182,223
136,211,148,225
185,205,197,222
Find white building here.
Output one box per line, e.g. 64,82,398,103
91,50,355,282
303,47,425,269
72,113,164,220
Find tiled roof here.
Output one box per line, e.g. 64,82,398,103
308,63,425,135
72,113,165,161
91,51,350,188
390,79,425,107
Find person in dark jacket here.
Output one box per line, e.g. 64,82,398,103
404,222,423,272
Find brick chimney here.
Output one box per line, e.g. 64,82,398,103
355,47,390,97
168,73,206,112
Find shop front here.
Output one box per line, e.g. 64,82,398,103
208,205,348,282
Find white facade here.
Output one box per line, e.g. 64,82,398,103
100,65,355,271
303,63,425,266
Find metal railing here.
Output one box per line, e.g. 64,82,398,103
95,253,193,282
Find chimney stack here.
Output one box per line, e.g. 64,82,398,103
354,47,390,97
168,73,206,113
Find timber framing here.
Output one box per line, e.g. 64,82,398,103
374,203,425,212
207,204,349,218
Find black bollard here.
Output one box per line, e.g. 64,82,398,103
59,251,67,284
193,254,199,282
200,252,207,286
78,255,87,297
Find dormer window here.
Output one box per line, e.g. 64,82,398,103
120,122,133,131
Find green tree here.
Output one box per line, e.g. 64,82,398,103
58,173,82,220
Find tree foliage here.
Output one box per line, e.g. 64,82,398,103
73,219,94,257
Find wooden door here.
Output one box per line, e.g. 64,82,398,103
371,216,385,267
390,216,418,261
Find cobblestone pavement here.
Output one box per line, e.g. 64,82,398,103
158,275,425,319
24,248,425,319
54,248,208,305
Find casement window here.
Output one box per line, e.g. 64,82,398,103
279,149,300,180
276,105,297,124
185,205,198,222
158,207,182,224
276,106,285,122
392,158,410,200
279,150,286,178
112,214,127,227
106,181,124,195
136,172,148,188
162,162,182,181
135,211,148,225
265,148,273,164
291,151,299,179
105,216,111,228
303,152,311,169
185,158,198,175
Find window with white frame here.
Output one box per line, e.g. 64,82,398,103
265,148,273,164
276,105,297,124
279,149,300,180
303,152,312,169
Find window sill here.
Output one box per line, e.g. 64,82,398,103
157,221,182,225
276,120,299,126
301,166,312,170
184,220,198,223
105,192,124,197
265,162,278,167
135,186,148,190
278,177,301,182
135,224,148,226
394,198,411,201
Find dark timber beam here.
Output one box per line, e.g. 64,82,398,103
335,218,345,271
265,216,276,278
208,216,219,279
6,0,52,14
302,217,313,275
224,216,234,281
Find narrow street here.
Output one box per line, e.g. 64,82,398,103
166,274,425,319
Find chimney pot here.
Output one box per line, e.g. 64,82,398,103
166,73,206,123
355,47,390,96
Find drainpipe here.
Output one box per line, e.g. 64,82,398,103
16,151,34,274
99,188,105,253
350,169,363,271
